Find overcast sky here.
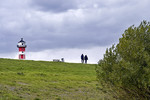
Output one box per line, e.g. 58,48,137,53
0,0,150,63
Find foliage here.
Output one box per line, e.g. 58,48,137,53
96,21,150,99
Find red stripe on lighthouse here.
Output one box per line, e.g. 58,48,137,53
19,47,25,52
19,54,25,59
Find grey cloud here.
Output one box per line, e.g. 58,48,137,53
26,21,120,52
31,0,78,12
0,0,150,54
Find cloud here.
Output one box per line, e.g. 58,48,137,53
0,0,150,61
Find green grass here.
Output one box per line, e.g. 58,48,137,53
0,58,113,100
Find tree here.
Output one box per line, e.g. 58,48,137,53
96,21,150,99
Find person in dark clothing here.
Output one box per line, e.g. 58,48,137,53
81,54,84,63
84,55,88,64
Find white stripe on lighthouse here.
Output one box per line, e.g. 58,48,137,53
19,51,25,54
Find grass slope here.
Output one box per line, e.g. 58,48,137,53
0,58,113,100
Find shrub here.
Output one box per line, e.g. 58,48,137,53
96,21,150,99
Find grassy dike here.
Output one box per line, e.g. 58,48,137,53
0,58,113,100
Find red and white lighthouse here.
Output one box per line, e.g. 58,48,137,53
17,38,27,59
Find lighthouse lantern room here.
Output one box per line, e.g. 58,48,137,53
17,38,27,59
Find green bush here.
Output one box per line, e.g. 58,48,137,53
96,21,150,99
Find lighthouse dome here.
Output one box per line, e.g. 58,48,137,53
17,38,27,48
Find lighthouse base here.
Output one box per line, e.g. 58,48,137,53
19,54,25,59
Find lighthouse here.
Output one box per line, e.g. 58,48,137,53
17,38,27,59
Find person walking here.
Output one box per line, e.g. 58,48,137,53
84,55,88,64
81,54,84,63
